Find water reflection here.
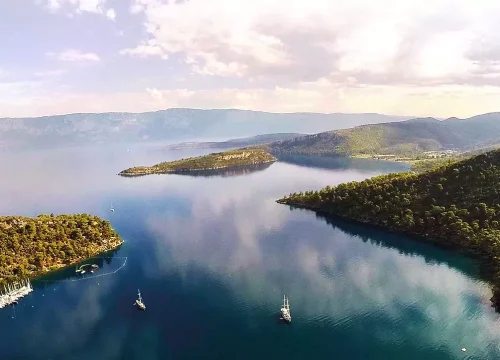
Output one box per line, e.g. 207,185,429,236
119,163,274,179
1,251,128,359
144,177,500,358
276,153,410,173
174,163,274,178
311,211,480,275
34,248,124,285
1,145,500,359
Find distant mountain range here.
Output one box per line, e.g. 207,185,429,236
164,133,305,150
264,113,500,156
0,109,410,149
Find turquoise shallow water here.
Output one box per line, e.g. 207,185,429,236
0,144,499,359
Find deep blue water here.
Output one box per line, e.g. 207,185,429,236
0,143,499,359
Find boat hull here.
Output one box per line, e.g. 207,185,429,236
136,300,146,311
280,309,291,323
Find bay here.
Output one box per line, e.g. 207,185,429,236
0,143,499,359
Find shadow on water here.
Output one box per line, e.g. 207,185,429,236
33,247,123,287
173,162,274,178
276,153,410,173
119,163,274,179
287,206,481,278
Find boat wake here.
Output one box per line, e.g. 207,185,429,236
68,257,128,282
37,257,128,284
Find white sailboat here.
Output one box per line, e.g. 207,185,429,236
110,203,115,212
280,295,291,323
135,289,146,311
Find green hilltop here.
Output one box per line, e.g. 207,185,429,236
265,113,500,157
119,148,276,177
277,148,500,311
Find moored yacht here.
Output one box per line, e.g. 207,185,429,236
135,289,146,311
280,295,291,323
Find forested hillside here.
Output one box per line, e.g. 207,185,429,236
278,149,500,310
120,148,276,176
266,113,500,156
0,214,122,284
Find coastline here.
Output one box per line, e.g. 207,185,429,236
118,159,276,177
0,235,124,287
33,237,124,278
32,241,125,284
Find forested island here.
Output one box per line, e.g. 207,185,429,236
277,149,500,310
119,148,276,177
0,214,122,285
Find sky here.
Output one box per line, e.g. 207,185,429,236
1,0,500,118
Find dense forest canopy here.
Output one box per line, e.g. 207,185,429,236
410,158,462,173
278,148,500,310
119,148,276,176
0,214,122,285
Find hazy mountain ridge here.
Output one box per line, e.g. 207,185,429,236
164,133,305,150
265,113,500,156
0,109,409,149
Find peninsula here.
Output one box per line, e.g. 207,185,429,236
119,148,276,177
277,149,500,311
0,214,123,285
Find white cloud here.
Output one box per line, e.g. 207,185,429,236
4,82,500,118
120,40,167,59
0,81,41,94
34,69,67,78
139,84,500,118
145,88,164,101
11,0,500,117
122,0,500,87
129,0,152,14
6,0,500,118
105,8,116,21
49,49,101,62
130,4,144,14
76,0,104,13
43,0,114,19
46,0,63,10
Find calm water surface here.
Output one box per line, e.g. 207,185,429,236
0,144,499,360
